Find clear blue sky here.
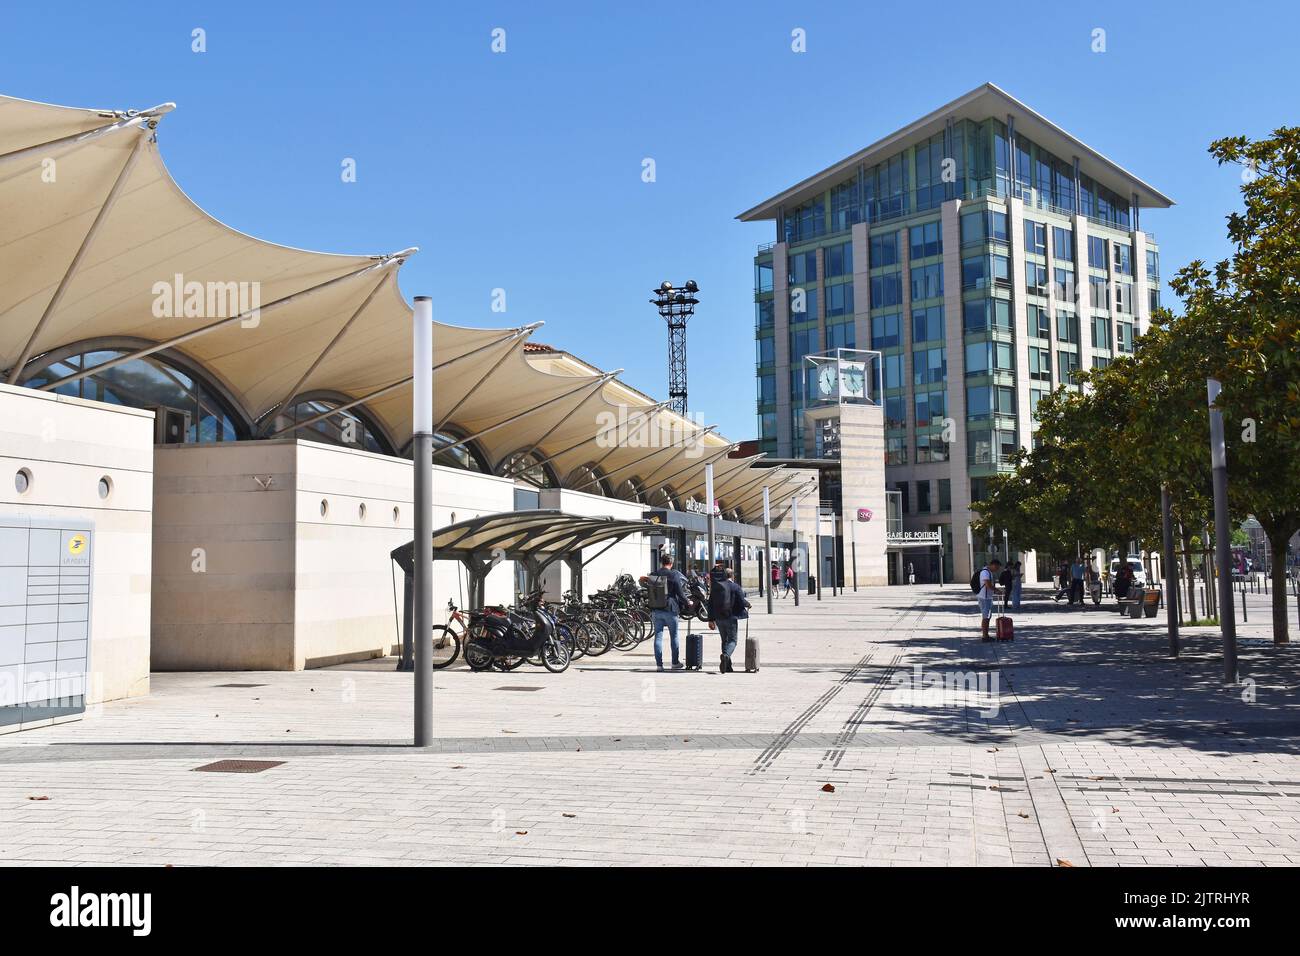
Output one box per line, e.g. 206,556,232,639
2,0,1293,440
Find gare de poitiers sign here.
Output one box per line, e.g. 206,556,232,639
886,530,942,546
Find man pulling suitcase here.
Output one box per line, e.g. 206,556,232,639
707,564,752,673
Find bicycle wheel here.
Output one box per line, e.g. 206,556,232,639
557,622,581,660
492,655,527,671
608,613,637,650
582,620,613,656
430,625,461,669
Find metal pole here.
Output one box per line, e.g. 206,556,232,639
1162,483,1180,657
850,516,858,592
1208,379,1238,682
705,462,717,579
831,513,839,596
815,510,823,601
791,497,801,607
763,487,774,615
412,297,434,747
967,524,974,584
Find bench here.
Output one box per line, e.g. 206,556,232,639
1116,588,1161,618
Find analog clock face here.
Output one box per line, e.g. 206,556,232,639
840,362,866,397
817,365,837,396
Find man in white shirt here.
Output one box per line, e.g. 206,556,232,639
979,558,1002,642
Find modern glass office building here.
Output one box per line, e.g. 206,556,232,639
739,83,1173,584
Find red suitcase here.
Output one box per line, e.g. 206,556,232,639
995,616,1014,641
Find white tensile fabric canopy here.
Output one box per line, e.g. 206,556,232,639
0,93,810,519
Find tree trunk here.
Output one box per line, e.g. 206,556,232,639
1267,526,1291,645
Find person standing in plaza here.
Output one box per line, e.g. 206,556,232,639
1069,556,1085,606
640,552,689,671
784,562,795,597
978,558,1002,641
708,566,750,673
1011,560,1023,611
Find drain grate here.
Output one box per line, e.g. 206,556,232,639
493,686,545,692
193,759,284,773
213,683,267,688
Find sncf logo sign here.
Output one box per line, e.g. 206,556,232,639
857,508,873,522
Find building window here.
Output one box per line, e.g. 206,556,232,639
912,305,944,344
758,373,776,405
1057,349,1080,385
1028,304,1051,339
784,196,826,244
870,231,899,268
1089,276,1110,310
755,261,774,294
1053,266,1075,302
826,282,854,317
825,241,853,278
1146,249,1160,280
909,221,942,260
913,347,947,386
914,387,947,427
1053,226,1074,261
1030,386,1049,420
1056,311,1080,346
788,250,817,286
870,273,903,307
883,353,905,390
1112,243,1133,276
1026,262,1048,296
885,436,907,466
1091,316,1112,350
871,312,902,349
910,262,944,301
755,299,774,329
756,335,775,367
884,394,906,429
1024,220,1046,256
1117,321,1135,353
1115,281,1133,315
938,478,951,512
789,326,820,360
1088,235,1107,269
826,320,855,350
1029,347,1051,383
916,480,931,514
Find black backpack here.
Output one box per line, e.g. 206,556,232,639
645,573,669,610
970,570,982,593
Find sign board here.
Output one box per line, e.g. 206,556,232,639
886,530,941,546
684,499,720,517
857,508,873,522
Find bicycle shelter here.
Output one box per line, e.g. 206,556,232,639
390,509,658,665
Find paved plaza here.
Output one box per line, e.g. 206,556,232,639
2,584,1299,867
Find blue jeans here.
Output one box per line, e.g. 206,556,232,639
1012,582,1022,610
717,618,739,658
652,610,679,667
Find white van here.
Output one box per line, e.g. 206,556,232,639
1110,556,1147,587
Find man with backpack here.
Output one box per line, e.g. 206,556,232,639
708,566,751,673
640,552,690,671
971,558,1003,641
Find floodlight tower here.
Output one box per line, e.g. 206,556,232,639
650,280,699,416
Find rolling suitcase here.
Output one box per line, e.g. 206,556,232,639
995,615,1014,641
744,618,759,672
684,620,703,670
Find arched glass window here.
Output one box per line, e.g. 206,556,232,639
500,450,557,488
615,478,645,503
264,397,393,455
20,346,247,443
648,486,679,510
432,431,487,472
565,463,611,496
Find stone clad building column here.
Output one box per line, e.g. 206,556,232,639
940,198,971,583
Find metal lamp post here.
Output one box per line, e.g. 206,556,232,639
791,496,801,607
763,487,774,615
705,462,716,573
412,296,434,747
1207,379,1238,682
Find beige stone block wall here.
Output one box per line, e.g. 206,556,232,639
152,438,520,670
0,384,153,703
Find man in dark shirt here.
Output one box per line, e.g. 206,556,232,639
708,564,750,673
640,553,689,671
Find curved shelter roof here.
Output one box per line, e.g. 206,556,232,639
0,93,809,520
